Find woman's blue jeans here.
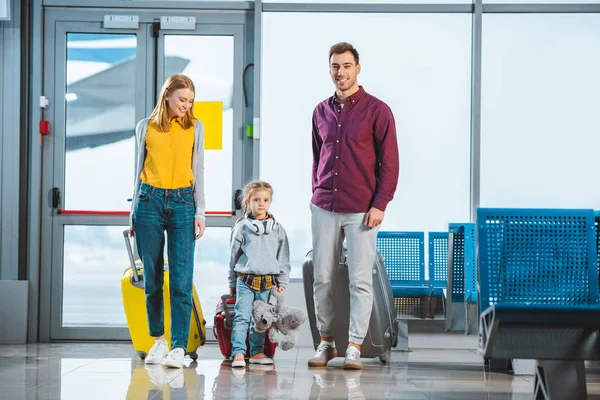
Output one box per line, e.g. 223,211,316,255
133,183,195,350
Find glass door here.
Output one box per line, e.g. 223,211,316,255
40,10,247,341
156,26,245,319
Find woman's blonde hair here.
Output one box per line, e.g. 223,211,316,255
149,74,196,132
237,180,274,222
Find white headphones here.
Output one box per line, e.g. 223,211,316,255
244,217,276,235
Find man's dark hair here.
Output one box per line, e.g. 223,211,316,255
329,42,359,65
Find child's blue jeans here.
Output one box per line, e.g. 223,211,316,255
231,278,271,356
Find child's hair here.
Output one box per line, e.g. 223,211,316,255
149,73,196,132
237,180,273,220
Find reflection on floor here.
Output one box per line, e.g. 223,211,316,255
3,336,600,399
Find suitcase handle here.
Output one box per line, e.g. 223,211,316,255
122,229,142,282
221,294,235,329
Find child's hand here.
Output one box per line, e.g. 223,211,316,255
277,286,285,293
229,287,236,296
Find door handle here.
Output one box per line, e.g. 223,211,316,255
233,189,243,210
51,187,61,209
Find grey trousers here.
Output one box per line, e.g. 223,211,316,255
310,202,380,345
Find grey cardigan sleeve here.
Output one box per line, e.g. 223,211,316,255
276,224,291,287
192,119,206,222
130,118,149,230
229,224,244,288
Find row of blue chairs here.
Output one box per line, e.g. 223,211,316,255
375,225,477,332
378,209,600,398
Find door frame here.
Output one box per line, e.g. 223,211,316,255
40,8,249,341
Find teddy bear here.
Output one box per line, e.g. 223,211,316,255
252,287,307,351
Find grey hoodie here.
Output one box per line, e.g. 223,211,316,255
229,215,291,289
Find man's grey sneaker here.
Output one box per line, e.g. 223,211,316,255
145,340,169,365
308,342,338,367
343,346,362,370
162,348,185,369
312,371,336,388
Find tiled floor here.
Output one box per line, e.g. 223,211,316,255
1,338,600,399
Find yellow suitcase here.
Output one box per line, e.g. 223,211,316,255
121,230,206,360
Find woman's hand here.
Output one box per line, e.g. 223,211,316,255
277,286,285,293
229,287,236,296
194,218,205,240
128,228,134,238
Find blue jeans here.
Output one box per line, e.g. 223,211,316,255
231,278,271,356
133,183,196,350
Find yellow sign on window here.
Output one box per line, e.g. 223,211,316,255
194,101,223,150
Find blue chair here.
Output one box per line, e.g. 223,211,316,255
461,224,477,335
428,232,449,317
478,208,600,399
428,232,448,297
377,232,431,318
442,223,477,333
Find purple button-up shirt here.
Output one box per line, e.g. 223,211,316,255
311,86,399,213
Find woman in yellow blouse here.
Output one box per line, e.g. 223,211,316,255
129,73,205,368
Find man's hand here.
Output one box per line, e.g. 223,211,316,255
194,218,205,241
277,286,285,293
364,207,384,228
229,287,236,296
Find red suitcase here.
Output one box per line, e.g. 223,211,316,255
213,294,277,359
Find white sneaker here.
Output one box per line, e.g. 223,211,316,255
162,348,185,369
145,365,168,388
163,369,184,389
145,340,169,365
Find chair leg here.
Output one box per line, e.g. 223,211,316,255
464,299,477,336
485,357,513,373
422,296,431,319
441,293,447,315
535,360,586,400
425,292,437,319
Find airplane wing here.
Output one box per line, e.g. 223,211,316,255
65,56,190,151
66,55,191,123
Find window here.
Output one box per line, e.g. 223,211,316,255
64,33,136,211
261,13,472,277
481,14,600,208
484,0,600,3
264,0,470,3
62,225,130,327
164,35,235,213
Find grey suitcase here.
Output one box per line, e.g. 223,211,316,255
302,248,398,363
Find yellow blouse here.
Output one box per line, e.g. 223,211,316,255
140,118,195,189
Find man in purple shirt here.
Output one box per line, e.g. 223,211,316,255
308,42,399,370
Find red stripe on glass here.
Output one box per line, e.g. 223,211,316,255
57,210,234,216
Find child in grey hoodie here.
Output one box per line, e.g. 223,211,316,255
229,180,291,368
